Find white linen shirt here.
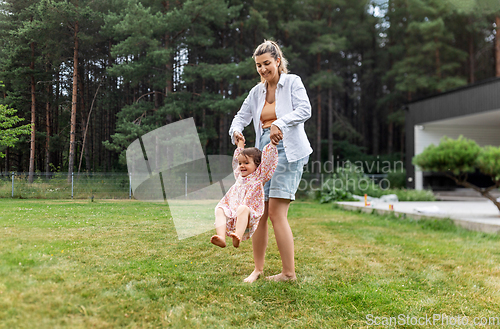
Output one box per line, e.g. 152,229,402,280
229,73,313,163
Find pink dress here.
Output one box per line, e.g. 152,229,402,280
216,143,278,241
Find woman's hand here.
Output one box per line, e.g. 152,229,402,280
270,125,283,145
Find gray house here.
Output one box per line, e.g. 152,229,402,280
406,77,500,190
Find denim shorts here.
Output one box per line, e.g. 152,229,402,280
259,128,308,201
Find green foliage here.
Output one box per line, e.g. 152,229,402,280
477,146,500,181
412,136,481,175
318,163,434,203
386,169,406,189
0,104,31,158
1,0,500,174
386,188,436,201
413,135,500,185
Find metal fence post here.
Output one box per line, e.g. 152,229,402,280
71,172,74,199
11,172,14,198
185,172,187,198
129,173,132,199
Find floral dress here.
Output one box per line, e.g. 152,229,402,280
216,143,278,241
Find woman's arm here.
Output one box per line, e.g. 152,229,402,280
229,90,255,145
272,76,311,135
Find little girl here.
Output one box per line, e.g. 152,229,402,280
211,136,278,248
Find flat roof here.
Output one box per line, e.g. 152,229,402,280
408,76,500,105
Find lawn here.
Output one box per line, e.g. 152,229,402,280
1,199,500,328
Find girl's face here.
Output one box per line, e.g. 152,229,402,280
237,154,257,177
255,53,280,83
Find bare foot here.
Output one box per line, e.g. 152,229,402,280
210,235,226,248
266,273,297,282
243,270,263,283
229,232,241,248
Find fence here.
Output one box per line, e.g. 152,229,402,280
0,171,223,200
0,172,132,199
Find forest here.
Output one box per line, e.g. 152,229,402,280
1,0,499,181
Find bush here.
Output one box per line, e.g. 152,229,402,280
386,170,406,189
385,188,435,201
317,163,435,203
318,162,375,203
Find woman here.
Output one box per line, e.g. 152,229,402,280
229,40,313,282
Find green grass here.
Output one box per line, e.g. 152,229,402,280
1,200,500,328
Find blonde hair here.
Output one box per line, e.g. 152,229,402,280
252,40,288,83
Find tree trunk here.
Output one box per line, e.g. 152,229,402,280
468,24,475,83
78,69,89,173
448,174,500,213
45,80,51,173
387,103,394,154
4,148,9,172
316,52,322,176
68,20,79,182
496,16,500,77
435,36,441,91
28,40,36,183
327,87,333,165
163,1,172,123
54,70,60,168
371,108,379,156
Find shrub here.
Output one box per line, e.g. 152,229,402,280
413,135,500,212
386,170,406,189
317,162,435,203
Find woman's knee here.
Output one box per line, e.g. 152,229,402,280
268,211,286,224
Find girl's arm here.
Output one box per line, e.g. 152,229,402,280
232,143,244,180
256,143,279,182
236,138,245,149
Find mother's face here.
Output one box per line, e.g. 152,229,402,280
254,53,281,83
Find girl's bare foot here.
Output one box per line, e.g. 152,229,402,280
210,235,226,248
229,232,241,248
266,273,296,282
243,270,263,283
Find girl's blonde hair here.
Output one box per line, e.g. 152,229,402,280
252,40,288,83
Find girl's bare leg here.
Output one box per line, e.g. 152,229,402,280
266,198,296,281
211,207,227,248
230,205,250,248
244,202,269,283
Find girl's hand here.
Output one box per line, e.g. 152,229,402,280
270,125,283,145
233,131,245,144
